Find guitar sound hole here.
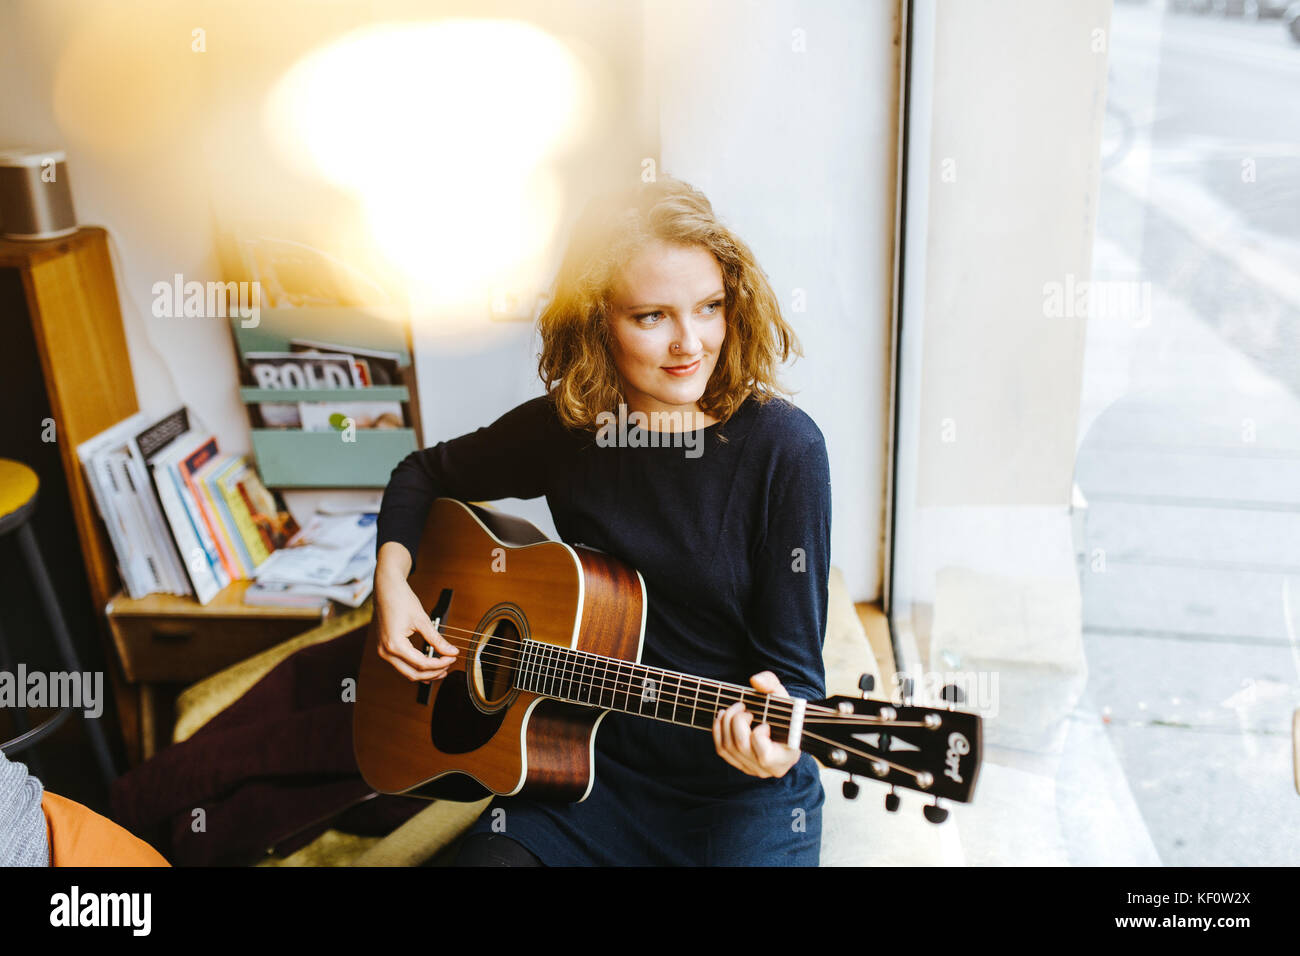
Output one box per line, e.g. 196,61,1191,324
473,617,522,710
431,672,504,754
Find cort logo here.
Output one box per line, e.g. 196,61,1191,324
944,732,969,783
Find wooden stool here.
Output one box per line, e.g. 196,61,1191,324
0,459,118,787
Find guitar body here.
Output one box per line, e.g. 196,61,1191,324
354,498,646,802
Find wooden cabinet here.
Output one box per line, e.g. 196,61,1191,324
0,228,341,767
0,228,140,766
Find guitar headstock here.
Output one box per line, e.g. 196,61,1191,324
800,678,982,823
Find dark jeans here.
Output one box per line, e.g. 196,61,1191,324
454,832,543,867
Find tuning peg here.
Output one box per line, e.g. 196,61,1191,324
858,673,875,695
884,787,900,813
899,677,915,705
923,801,949,825
941,684,965,708
842,778,860,800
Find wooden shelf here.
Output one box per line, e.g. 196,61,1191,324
249,428,418,488
229,308,423,488
1,226,143,767
2,227,348,767
240,385,409,403
107,579,332,620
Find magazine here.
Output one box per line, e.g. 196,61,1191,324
288,338,403,386
254,512,377,588
245,351,358,390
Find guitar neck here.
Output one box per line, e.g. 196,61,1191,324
513,638,807,749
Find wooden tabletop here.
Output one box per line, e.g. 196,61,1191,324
106,579,334,619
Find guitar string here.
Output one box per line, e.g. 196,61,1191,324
799,728,927,783
411,619,810,721
401,633,945,785
390,620,940,730
382,626,962,778
412,618,834,726
436,637,796,733
404,620,935,728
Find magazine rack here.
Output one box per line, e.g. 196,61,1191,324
228,307,424,488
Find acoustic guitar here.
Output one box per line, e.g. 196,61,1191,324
354,497,982,823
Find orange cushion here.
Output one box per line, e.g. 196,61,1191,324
42,791,171,867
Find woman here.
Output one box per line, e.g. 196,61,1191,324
373,176,832,866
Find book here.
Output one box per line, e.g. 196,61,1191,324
196,453,254,579
135,407,191,460
249,574,373,610
149,455,222,604
105,451,166,596
120,442,190,596
214,458,274,568
177,438,241,580
231,464,300,554
128,407,199,597
78,411,193,598
242,581,332,612
92,451,144,597
155,432,231,591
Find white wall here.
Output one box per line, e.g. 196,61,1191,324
893,0,1108,617
0,0,648,524
646,0,900,603
1,0,899,603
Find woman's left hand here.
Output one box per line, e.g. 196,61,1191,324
713,671,802,778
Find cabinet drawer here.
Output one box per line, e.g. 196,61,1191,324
108,614,320,683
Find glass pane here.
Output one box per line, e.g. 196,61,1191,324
1078,0,1300,865
889,0,1300,865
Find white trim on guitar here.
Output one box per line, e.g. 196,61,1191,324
633,568,647,662
510,696,546,796
451,499,586,649
578,709,611,802
451,500,639,800
564,541,585,649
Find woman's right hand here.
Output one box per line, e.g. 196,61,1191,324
374,543,459,682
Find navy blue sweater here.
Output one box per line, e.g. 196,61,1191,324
375,391,832,865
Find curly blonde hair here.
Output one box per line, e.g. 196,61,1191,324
537,176,803,435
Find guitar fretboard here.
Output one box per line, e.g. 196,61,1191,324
512,638,804,746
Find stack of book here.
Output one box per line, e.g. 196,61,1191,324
78,408,300,605
244,511,378,611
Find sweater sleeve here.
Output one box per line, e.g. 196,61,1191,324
375,396,556,569
0,750,49,867
745,435,832,704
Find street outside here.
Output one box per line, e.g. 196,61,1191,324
1074,0,1300,864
